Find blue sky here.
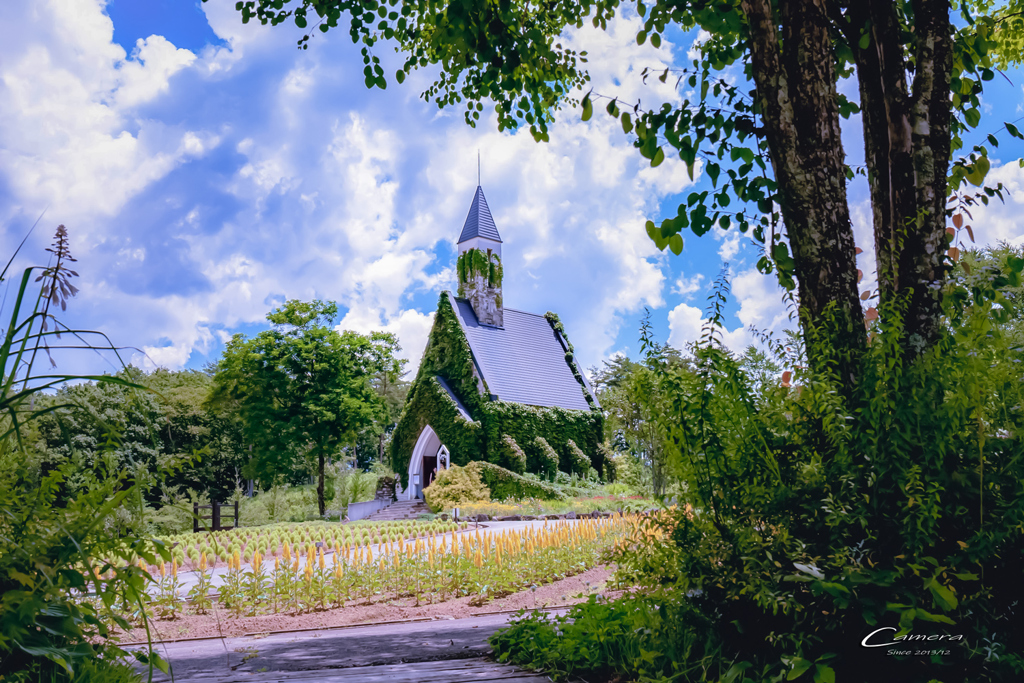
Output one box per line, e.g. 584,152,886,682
2,1,1023,380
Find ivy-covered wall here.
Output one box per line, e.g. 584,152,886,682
481,401,604,477
389,291,605,487
390,376,483,487
456,248,502,295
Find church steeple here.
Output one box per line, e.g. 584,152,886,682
457,186,503,327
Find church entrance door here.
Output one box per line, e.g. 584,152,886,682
423,455,438,490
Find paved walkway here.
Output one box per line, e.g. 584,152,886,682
130,612,572,682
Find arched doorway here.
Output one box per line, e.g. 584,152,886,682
406,426,450,500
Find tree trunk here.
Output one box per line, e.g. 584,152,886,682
317,450,326,518
839,0,953,354
741,0,866,394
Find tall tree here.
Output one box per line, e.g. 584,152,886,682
225,0,1023,395
211,300,381,516
365,331,409,466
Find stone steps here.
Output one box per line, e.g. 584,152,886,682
363,499,429,522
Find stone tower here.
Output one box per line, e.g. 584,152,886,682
456,186,503,327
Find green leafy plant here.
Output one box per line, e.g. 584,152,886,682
423,463,490,513
0,225,169,681
493,272,1024,681
497,435,527,473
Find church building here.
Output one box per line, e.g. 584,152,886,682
390,186,604,499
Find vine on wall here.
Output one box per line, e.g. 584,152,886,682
390,376,483,488
543,312,597,409
481,401,604,477
457,248,502,296
390,293,605,485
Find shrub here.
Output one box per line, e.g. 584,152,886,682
422,464,490,512
529,436,559,481
493,279,1024,681
498,434,527,473
565,440,590,475
466,461,566,501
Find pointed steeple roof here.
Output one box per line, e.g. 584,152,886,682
457,186,502,243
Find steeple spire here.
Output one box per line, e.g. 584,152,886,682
457,186,502,243
456,185,503,327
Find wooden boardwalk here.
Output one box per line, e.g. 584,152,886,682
185,657,567,682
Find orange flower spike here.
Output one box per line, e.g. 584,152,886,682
274,556,280,572
283,541,291,563
319,548,325,570
159,562,166,579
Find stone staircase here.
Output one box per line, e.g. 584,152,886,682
363,499,429,522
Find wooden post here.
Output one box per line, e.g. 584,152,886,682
212,502,221,532
234,500,239,529
193,502,199,533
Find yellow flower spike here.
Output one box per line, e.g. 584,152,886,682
474,549,482,568
200,552,208,571
319,548,325,570
283,541,291,562
293,557,300,573
274,556,280,572
159,562,166,578
233,550,240,570
172,558,178,578
305,564,313,582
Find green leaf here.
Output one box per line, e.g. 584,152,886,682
914,608,955,624
965,107,981,128
621,113,633,134
928,581,958,611
814,664,836,683
651,147,665,167
1006,122,1023,139
669,234,683,255
395,70,405,84
966,156,990,186
787,657,813,680
581,93,593,122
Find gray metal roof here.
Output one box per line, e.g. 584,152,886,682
433,375,473,421
451,297,592,411
457,186,502,243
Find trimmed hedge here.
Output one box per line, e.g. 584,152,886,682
527,436,559,481
466,461,566,501
566,439,591,475
498,435,527,473
481,401,603,476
